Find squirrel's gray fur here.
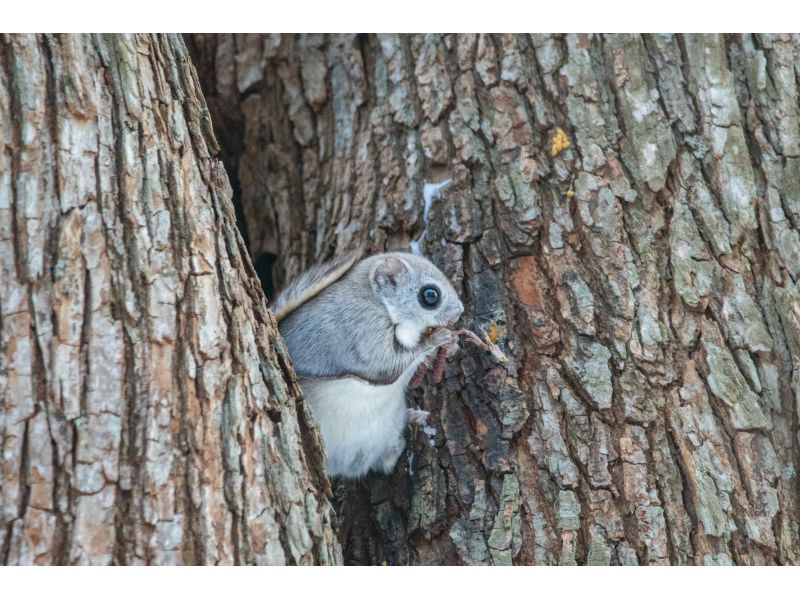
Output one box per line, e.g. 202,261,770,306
274,251,464,478
271,250,363,321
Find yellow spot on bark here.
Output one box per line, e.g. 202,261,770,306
566,189,575,199
550,128,571,157
488,323,499,344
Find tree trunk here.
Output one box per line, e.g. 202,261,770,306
188,33,800,566
0,33,340,565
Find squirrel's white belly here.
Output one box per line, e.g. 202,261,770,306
300,376,408,478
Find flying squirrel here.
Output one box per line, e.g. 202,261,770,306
272,249,464,479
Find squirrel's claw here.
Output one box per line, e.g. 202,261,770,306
407,408,430,426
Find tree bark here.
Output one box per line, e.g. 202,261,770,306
188,33,800,566
0,33,340,565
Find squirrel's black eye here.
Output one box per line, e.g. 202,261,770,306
418,285,440,309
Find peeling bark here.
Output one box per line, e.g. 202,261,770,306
0,33,340,565
188,33,800,565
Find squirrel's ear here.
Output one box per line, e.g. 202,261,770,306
370,255,407,291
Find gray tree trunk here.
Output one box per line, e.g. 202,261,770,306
188,33,800,565
0,33,340,565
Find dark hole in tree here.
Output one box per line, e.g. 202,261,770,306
255,252,279,301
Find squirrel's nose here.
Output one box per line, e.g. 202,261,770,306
446,301,464,325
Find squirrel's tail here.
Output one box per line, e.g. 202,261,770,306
271,249,363,322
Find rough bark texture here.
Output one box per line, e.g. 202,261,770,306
0,33,340,565
187,33,800,566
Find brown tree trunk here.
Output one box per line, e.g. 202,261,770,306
188,33,800,566
0,33,340,565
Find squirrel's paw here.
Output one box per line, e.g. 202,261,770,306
406,408,430,426
427,327,459,354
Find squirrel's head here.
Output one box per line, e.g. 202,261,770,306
368,253,464,350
